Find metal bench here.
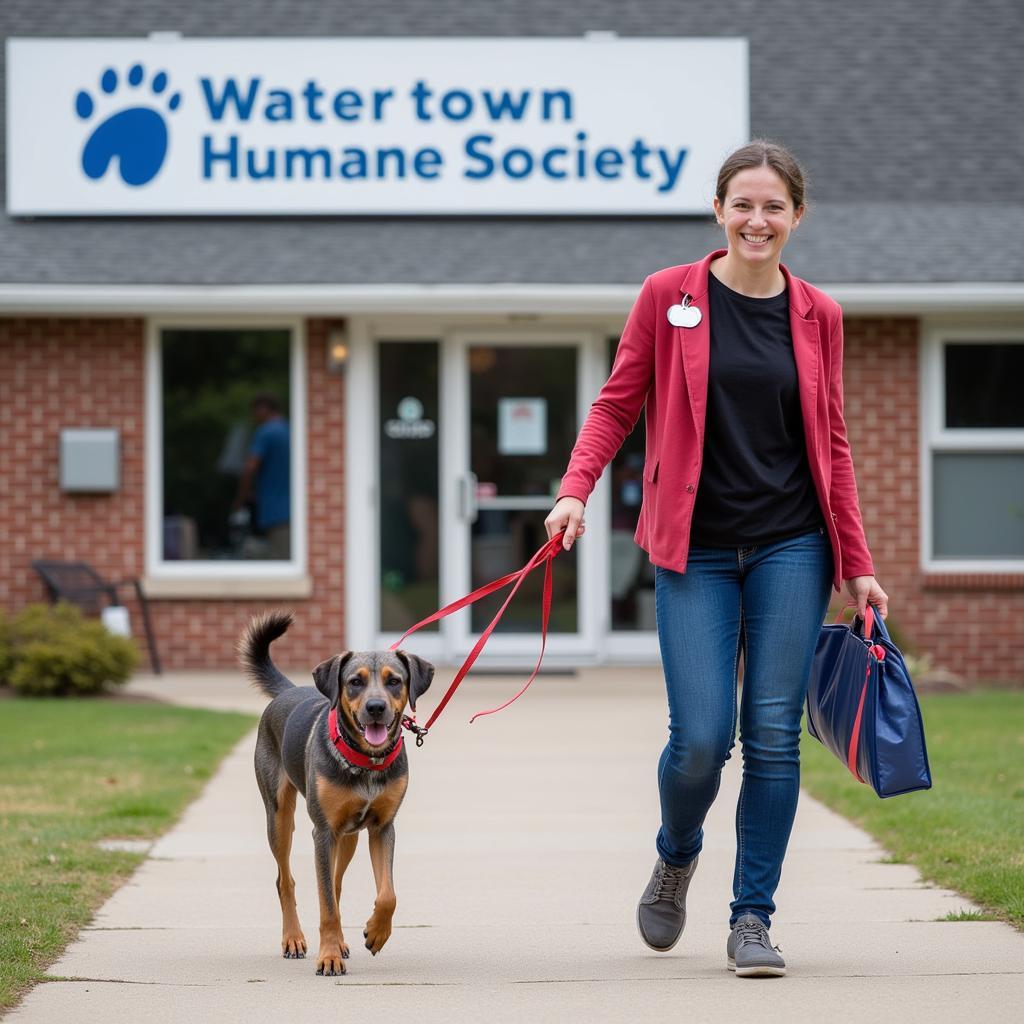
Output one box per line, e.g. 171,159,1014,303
31,560,162,674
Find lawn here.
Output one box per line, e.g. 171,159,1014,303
799,688,1024,929
0,697,257,1013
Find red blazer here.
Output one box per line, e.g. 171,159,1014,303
558,249,874,592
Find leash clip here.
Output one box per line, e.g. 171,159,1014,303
402,715,429,747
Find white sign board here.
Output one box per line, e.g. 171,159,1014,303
498,398,547,456
6,37,748,216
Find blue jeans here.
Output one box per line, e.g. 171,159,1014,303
653,528,834,930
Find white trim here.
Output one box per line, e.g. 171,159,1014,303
587,332,660,661
920,326,1024,574
145,316,308,581
581,333,613,656
351,329,447,660
7,281,1024,316
344,317,378,648
142,576,313,599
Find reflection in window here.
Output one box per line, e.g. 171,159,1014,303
379,342,440,632
161,329,291,561
469,345,577,497
929,339,1024,564
945,343,1024,428
933,453,1024,558
470,510,578,633
607,336,656,630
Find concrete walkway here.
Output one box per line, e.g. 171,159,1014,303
10,667,1024,1023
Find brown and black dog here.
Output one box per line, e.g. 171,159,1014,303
238,611,433,976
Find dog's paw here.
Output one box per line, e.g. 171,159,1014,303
281,930,307,959
339,939,350,959
315,947,347,976
363,917,392,956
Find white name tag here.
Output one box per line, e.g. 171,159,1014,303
667,302,702,328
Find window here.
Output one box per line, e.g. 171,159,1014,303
923,333,1024,570
149,323,304,576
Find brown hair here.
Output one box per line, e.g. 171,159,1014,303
715,139,806,210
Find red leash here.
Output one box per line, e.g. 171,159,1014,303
391,529,567,743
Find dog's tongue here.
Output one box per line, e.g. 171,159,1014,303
364,723,388,747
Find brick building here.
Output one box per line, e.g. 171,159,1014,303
1,2,1022,682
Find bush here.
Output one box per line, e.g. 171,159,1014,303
1,603,139,696
0,611,12,681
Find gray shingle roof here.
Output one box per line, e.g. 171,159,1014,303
2,205,1022,286
3,0,1022,285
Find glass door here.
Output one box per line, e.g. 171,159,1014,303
444,331,596,663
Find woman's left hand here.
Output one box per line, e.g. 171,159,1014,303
844,576,889,621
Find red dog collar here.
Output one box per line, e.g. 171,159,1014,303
327,707,403,770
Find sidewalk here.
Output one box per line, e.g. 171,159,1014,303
10,667,1024,1023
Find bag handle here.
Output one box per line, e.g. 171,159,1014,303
832,602,874,638
833,603,887,661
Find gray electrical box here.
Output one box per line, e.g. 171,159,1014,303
60,428,120,492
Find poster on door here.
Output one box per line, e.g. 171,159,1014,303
498,398,547,456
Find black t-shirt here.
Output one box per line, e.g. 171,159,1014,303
689,272,824,547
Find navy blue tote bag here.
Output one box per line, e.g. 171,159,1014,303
806,605,932,798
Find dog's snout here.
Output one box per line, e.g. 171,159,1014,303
365,699,388,720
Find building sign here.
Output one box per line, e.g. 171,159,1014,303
384,396,435,439
6,37,748,216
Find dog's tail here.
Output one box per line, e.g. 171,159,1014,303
237,610,296,700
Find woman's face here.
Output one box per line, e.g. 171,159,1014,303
713,165,803,267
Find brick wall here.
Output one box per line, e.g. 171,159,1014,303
1,314,1020,681
1,318,146,603
0,317,346,672
835,317,1024,684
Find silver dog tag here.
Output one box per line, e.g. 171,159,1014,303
667,302,702,328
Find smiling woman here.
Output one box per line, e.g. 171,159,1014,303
710,145,805,294
546,137,888,975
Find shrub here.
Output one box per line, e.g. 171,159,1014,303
0,611,12,681
3,603,139,696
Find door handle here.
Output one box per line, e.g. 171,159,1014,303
458,472,479,524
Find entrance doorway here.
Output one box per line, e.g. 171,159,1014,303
361,324,657,666
443,330,598,664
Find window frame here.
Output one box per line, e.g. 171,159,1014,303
145,316,307,585
920,326,1024,573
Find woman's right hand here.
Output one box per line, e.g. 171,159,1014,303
545,497,586,551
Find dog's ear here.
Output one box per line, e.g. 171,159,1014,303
396,650,434,712
313,653,351,706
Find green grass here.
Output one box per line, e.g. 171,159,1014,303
799,688,1024,929
0,696,256,1013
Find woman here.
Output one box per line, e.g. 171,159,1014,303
544,140,887,978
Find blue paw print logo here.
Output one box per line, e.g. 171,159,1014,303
75,64,182,186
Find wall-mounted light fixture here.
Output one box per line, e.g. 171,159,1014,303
327,321,350,373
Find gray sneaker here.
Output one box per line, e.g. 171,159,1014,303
636,856,699,952
727,912,786,977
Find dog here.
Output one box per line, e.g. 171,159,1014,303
238,610,434,976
